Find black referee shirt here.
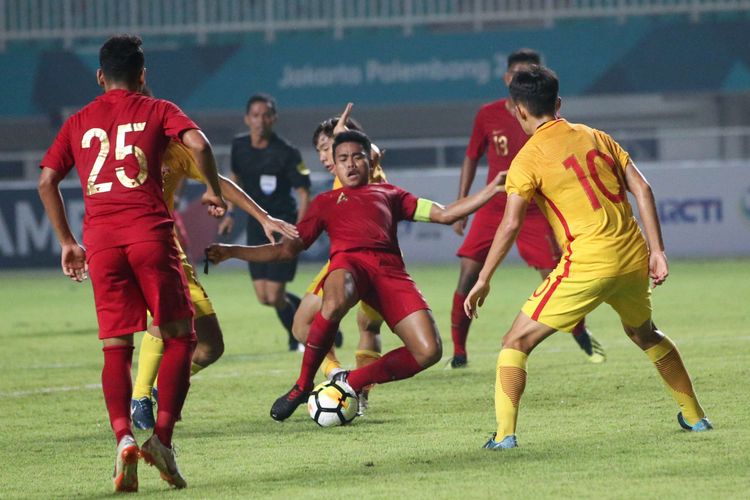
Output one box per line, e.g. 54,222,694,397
230,132,311,222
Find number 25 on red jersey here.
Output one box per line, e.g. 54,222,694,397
83,122,148,196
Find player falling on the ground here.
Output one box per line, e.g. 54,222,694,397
38,35,226,491
291,105,388,414
464,65,712,450
449,48,604,368
207,130,506,422
130,138,299,430
220,93,311,352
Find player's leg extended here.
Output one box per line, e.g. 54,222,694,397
347,309,441,393
270,269,358,421
450,257,483,367
486,313,557,449
625,319,710,430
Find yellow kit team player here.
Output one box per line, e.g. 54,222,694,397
464,66,712,450
131,140,298,429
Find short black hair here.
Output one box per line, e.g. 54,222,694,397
99,34,145,85
507,48,541,69
246,93,277,115
311,116,363,147
509,65,559,118
332,130,371,158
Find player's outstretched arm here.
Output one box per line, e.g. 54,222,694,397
624,161,668,287
206,237,305,265
218,174,299,243
38,167,87,282
182,129,227,218
452,156,481,236
464,193,527,318
426,171,506,225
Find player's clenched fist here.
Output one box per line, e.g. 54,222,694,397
202,190,227,218
205,243,234,264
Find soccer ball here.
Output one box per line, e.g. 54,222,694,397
307,379,358,427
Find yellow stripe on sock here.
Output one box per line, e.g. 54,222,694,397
355,349,381,369
495,349,528,439
133,333,164,399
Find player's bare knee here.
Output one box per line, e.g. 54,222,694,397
159,317,194,340
624,319,662,349
320,297,350,322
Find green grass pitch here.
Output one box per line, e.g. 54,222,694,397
1,259,749,498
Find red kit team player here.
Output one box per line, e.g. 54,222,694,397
449,49,605,367
207,130,506,421
38,35,226,492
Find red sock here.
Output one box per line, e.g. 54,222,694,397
296,312,340,391
347,347,423,393
451,291,471,357
154,334,196,447
102,345,135,443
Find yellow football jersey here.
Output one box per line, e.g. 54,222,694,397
506,119,648,278
161,141,205,212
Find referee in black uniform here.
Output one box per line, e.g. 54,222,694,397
220,93,311,351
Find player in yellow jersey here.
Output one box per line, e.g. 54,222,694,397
131,139,298,429
291,104,387,414
464,66,712,450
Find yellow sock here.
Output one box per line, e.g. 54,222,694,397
355,349,381,369
320,350,342,378
191,362,205,376
355,349,381,394
495,349,528,439
133,333,164,399
644,336,705,424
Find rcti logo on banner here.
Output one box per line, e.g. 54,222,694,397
658,198,723,224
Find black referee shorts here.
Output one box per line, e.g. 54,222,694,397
246,217,298,283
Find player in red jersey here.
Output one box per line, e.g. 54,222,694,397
449,49,605,368
207,130,506,421
38,35,226,492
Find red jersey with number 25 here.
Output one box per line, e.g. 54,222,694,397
41,89,198,255
296,184,418,257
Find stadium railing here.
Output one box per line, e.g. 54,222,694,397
2,0,750,49
3,126,749,182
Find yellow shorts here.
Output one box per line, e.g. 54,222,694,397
179,249,215,319
306,260,383,323
307,261,330,296
522,266,652,332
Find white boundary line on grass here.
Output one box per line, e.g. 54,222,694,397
0,370,249,398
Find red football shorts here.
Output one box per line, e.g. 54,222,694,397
457,202,561,270
325,250,429,330
88,239,194,339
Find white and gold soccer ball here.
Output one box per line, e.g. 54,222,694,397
307,379,358,427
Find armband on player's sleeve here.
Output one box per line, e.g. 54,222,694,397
413,198,436,222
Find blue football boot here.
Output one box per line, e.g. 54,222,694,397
677,412,713,432
482,433,518,450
